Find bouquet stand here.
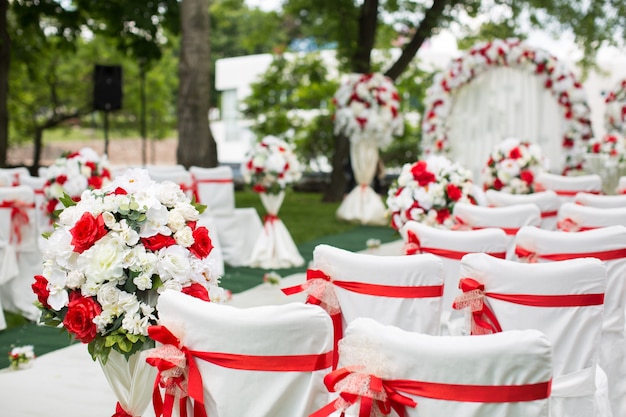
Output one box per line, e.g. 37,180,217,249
248,191,304,269
336,139,387,225
98,349,158,417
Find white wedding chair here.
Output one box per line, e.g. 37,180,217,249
146,167,195,200
485,189,561,230
452,202,541,258
189,165,263,267
18,174,49,238
153,290,334,417
400,220,508,335
314,317,553,417
0,167,30,186
457,253,609,417
0,185,42,321
535,172,602,204
557,202,626,231
514,225,626,417
574,191,626,208
283,244,444,368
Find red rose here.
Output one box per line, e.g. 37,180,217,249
56,175,68,185
102,168,112,179
182,283,210,302
436,208,450,224
446,184,462,201
493,178,504,190
252,184,266,193
410,161,436,186
189,227,213,259
87,175,103,189
85,161,97,172
592,143,601,153
46,198,58,215
141,234,176,251
520,170,534,185
70,212,108,253
63,293,102,343
509,147,522,159
32,275,51,308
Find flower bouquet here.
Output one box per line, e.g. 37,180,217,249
241,136,304,269
387,155,479,230
482,138,547,194
604,79,626,137
333,73,403,225
32,168,224,417
584,133,626,194
8,345,35,370
43,147,112,226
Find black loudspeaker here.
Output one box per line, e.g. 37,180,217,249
93,65,123,111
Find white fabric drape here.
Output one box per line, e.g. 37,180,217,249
336,140,387,225
447,67,563,181
98,349,158,417
248,192,305,269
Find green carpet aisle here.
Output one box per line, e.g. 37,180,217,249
0,225,399,369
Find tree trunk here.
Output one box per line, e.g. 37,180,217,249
324,0,379,202
177,0,218,168
31,126,43,173
0,0,10,167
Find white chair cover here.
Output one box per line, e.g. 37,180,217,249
574,192,626,208
189,165,236,216
322,318,552,417
0,167,30,186
248,191,304,269
188,165,263,266
452,202,541,258
336,141,387,225
311,244,444,336
535,172,602,204
557,202,626,231
458,253,609,417
515,225,626,417
400,221,508,335
485,189,561,230
0,172,11,187
616,176,626,194
0,185,42,321
155,290,334,417
18,174,50,239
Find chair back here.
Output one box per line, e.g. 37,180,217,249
189,166,236,216
535,172,602,203
557,202,626,230
574,192,626,208
459,253,607,417
155,290,334,417
322,317,553,417
485,189,560,229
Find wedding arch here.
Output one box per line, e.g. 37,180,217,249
421,38,593,176
604,78,626,137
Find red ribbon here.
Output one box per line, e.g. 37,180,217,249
311,366,551,417
540,210,558,218
147,325,333,417
453,277,604,335
0,200,34,243
189,176,233,203
552,189,600,197
515,245,626,263
112,402,134,417
282,269,443,368
404,230,506,260
556,217,598,232
264,214,279,224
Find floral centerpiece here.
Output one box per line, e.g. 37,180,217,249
43,147,112,224
32,168,224,417
386,155,479,230
8,345,35,370
604,79,626,137
333,72,403,146
482,137,547,194
240,135,302,195
584,133,626,194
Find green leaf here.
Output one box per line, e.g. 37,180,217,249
59,193,77,208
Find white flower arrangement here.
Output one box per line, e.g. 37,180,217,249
365,238,381,249
33,168,225,363
262,271,282,285
421,38,592,172
8,345,35,370
333,72,404,147
240,136,302,195
604,79,626,137
43,147,112,224
386,155,479,230
585,133,626,166
482,137,548,194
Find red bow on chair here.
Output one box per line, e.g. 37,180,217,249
0,200,34,244
514,246,538,263
403,231,421,255
452,278,502,335
311,367,417,417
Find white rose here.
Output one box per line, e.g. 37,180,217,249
167,209,187,232
77,235,127,284
174,226,194,247
157,245,191,282
157,181,186,206
97,282,122,308
173,201,199,221
133,274,153,291
65,270,85,289
64,175,89,197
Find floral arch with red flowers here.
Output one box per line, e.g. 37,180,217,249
421,38,593,172
604,78,626,137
